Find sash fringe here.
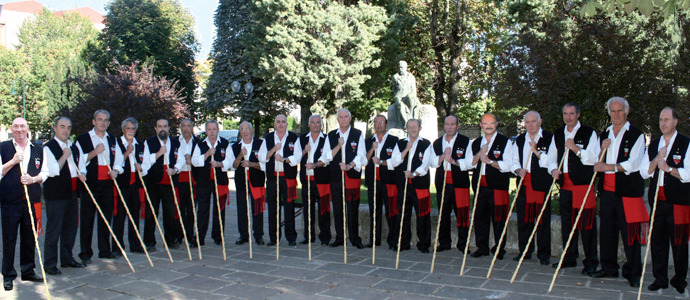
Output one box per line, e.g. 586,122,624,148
573,207,596,230
675,223,690,245
457,207,469,228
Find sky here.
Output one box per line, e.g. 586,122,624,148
2,0,219,59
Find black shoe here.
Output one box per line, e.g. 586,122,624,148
436,245,451,252
329,241,343,247
397,245,411,251
4,280,12,291
288,241,297,246
471,251,489,258
267,241,277,246
671,281,686,294
61,261,85,268
353,241,365,249
364,242,374,248
626,277,640,288
131,248,146,253
321,241,330,246
256,238,265,245
457,246,465,253
419,248,430,253
497,252,504,260
45,268,61,275
553,262,576,268
299,238,310,245
146,246,157,252
388,244,395,250
648,282,668,291
214,240,222,246
169,242,180,249
540,258,550,266
513,255,531,261
581,267,596,277
98,253,117,259
235,238,248,245
189,242,198,248
81,258,92,265
592,271,618,278
21,274,43,282
112,251,122,258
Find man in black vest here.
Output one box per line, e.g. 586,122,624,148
547,102,600,275
323,109,367,249
641,107,690,294
230,121,266,245
390,119,433,252
592,97,647,288
191,120,232,246
470,113,516,259
0,117,47,290
300,115,332,245
177,119,199,247
259,114,302,246
112,117,145,254
43,117,85,277
510,111,552,265
430,116,473,252
141,118,186,250
75,109,124,264
365,115,399,249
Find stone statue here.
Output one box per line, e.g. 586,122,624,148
388,60,420,129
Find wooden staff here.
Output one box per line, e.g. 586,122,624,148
68,157,135,272
242,152,253,260
211,164,227,260
461,162,486,276
275,163,280,260
307,149,312,261
395,145,414,270
187,165,202,259
341,143,348,264
511,153,566,283
137,170,173,263
487,153,533,278
166,162,192,261
101,153,153,266
372,148,378,265
637,167,663,300
549,148,607,292
17,156,50,298
430,166,448,273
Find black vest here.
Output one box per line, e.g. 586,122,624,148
144,136,181,185
299,133,330,184
365,134,398,186
116,137,144,188
597,125,645,197
231,138,265,190
432,134,471,189
471,134,511,191
263,131,299,179
647,133,690,205
76,131,117,184
43,139,80,200
553,125,595,185
515,131,553,191
394,138,431,189
327,127,363,180
179,136,201,182
195,138,230,187
0,141,43,204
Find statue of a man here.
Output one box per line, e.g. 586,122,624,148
389,60,420,129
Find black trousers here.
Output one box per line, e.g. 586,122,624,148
195,184,214,244
302,180,331,243
437,184,468,250
366,180,386,245
1,201,37,280
516,188,551,260
112,184,143,252
331,177,361,245
474,187,507,256
651,200,689,289
266,176,296,243
80,180,114,259
144,183,179,247
599,191,641,280
399,183,431,250
558,189,598,269
236,186,264,241
178,181,196,244
44,194,79,269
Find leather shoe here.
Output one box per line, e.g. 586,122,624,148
471,251,489,258
288,241,297,246
21,273,43,282
256,238,265,245
648,282,667,291
169,242,180,249
61,261,85,268
214,240,222,245
235,238,248,245
581,267,596,277
131,248,146,253
592,271,618,278
321,241,330,246
299,238,310,245
353,241,365,249
553,262,576,268
436,245,451,252
4,280,12,291
539,258,550,266
626,277,640,288
45,268,61,275
266,242,277,246
419,248,429,253
146,246,157,252
497,252,504,260
364,242,374,248
81,258,92,265
513,255,531,261
98,253,117,259
329,241,343,247
671,281,686,294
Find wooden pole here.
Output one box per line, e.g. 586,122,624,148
137,170,173,263
372,157,378,265
341,147,348,264
276,167,280,260
244,160,253,260
211,165,227,260
168,173,192,261
461,163,486,276
430,169,448,273
395,147,414,270
307,150,312,261
637,170,662,300
188,166,202,260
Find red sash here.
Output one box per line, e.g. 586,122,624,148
159,166,171,185
674,204,690,245
415,189,431,217
113,186,119,216
563,173,596,230
34,202,42,234
603,173,616,192
622,196,649,245
493,189,509,222
344,172,361,202
249,170,266,215
139,188,146,219
376,167,380,181
71,177,78,192
480,174,488,187
455,188,470,227
130,172,136,185
218,185,229,210
386,184,398,216
173,186,181,219
97,165,110,180
308,175,332,215
178,170,195,184
523,173,546,224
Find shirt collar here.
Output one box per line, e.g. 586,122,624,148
338,126,351,137
565,121,581,134
606,121,631,133
120,136,137,146
241,138,253,146
376,132,389,144
89,128,108,140
12,139,33,149
54,136,72,148
203,137,219,147
527,128,543,142
310,132,325,142
179,135,194,144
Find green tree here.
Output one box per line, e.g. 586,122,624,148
86,0,199,113
0,48,33,126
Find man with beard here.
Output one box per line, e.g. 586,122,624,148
299,115,332,245
177,119,200,247
230,121,266,245
430,116,473,252
141,118,186,250
364,115,398,249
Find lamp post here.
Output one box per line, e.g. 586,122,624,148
10,78,26,119
231,80,255,133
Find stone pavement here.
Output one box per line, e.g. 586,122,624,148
1,185,688,299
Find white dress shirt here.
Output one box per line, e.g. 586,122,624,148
547,121,600,174
191,137,233,171
322,126,366,171
228,138,266,172
471,133,516,174
303,133,327,176
258,131,302,173
510,129,550,173
602,121,645,175
141,137,186,175
640,131,690,184
430,133,474,171
44,137,77,179
389,137,432,176
76,129,124,175
11,139,49,182
178,135,196,172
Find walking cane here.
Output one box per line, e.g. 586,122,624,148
487,153,533,278
211,163,227,261
549,148,607,292
395,144,414,270
101,153,153,266
165,154,192,261
638,166,663,300
275,160,281,260
307,149,313,261
430,163,448,273
341,144,348,264
511,154,566,283
18,155,51,298
461,162,486,276
187,165,202,260
242,152,253,260
68,157,135,272
137,170,173,262
372,148,378,265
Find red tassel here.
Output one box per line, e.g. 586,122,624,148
286,178,298,203
254,196,266,216
386,184,398,217
34,202,42,234
573,207,596,230
675,224,690,245
525,202,536,224
139,188,146,219
494,205,508,222
626,222,648,246
457,207,469,227
113,186,119,217
415,189,431,217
